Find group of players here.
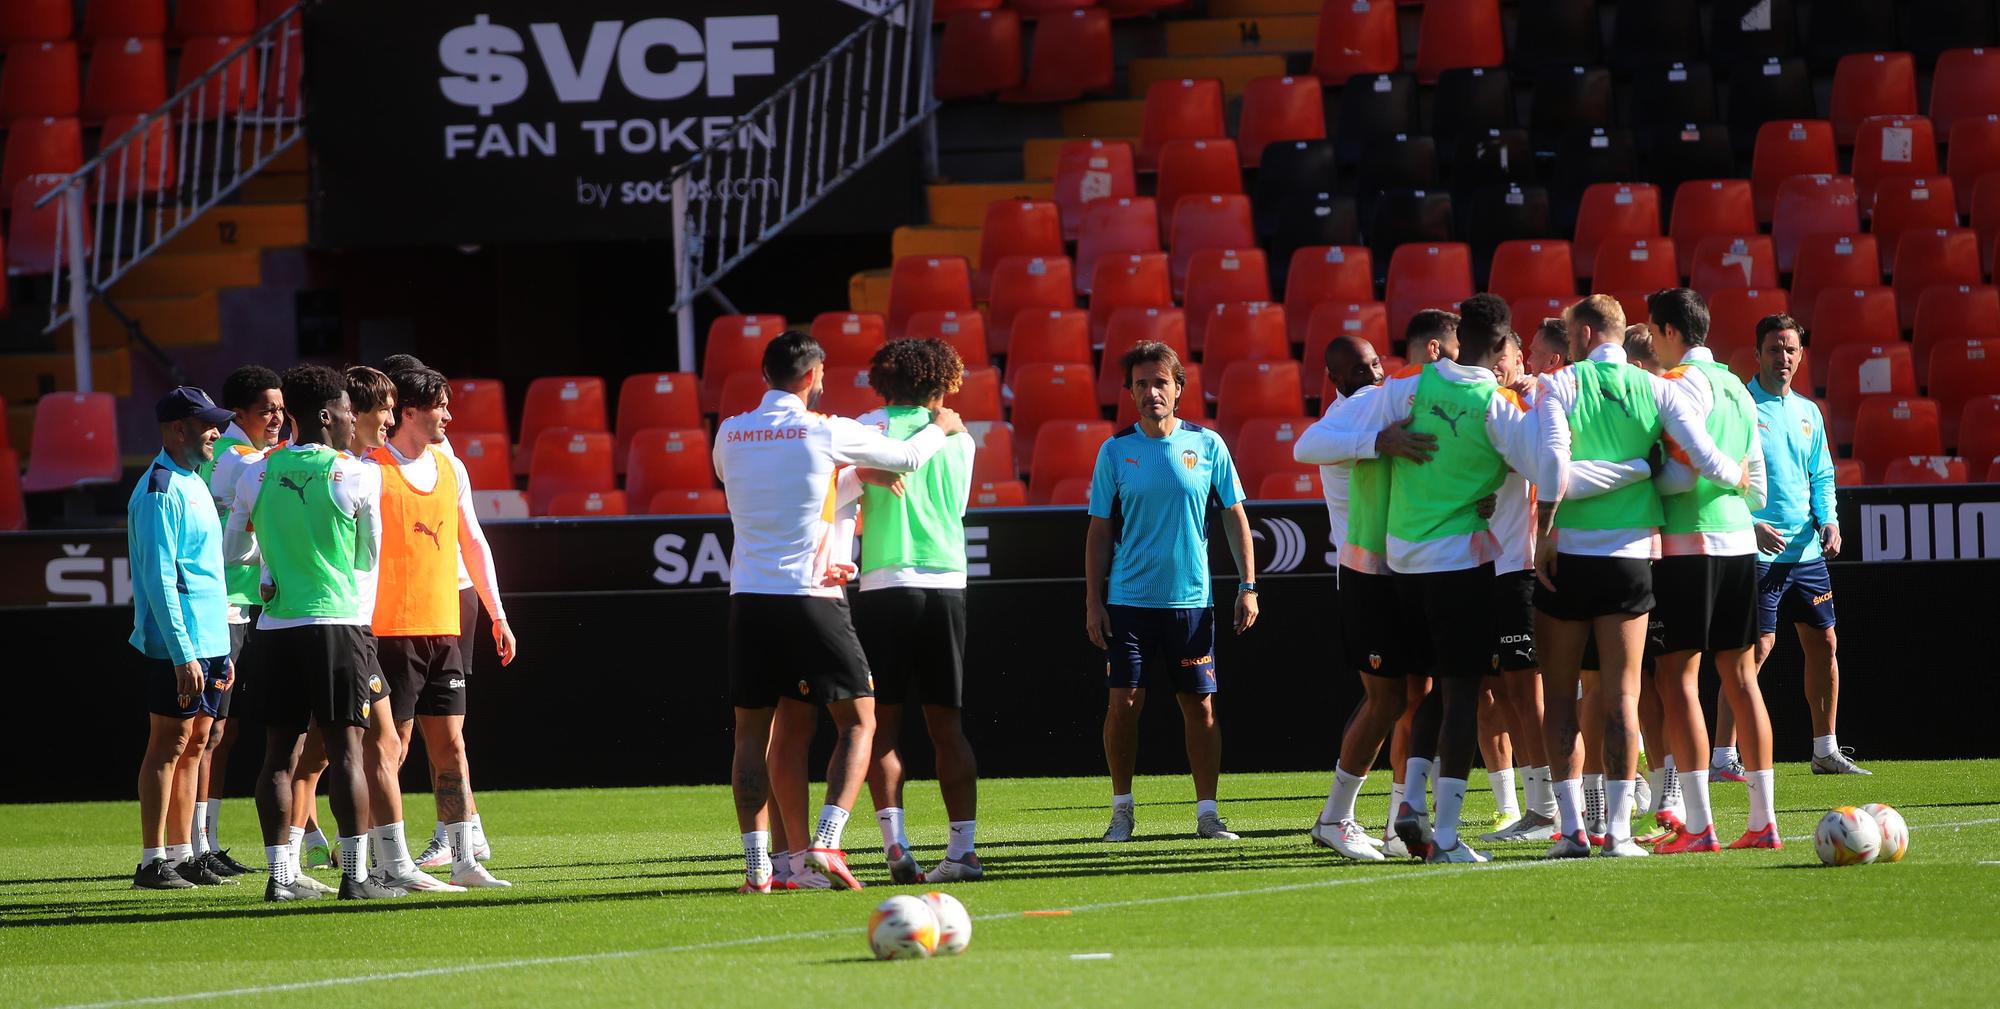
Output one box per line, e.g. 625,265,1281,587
127,357,518,900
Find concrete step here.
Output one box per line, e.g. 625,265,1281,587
1060,100,1145,138
927,181,1056,228
237,172,309,203
0,349,133,400
110,250,262,299
891,225,981,263
1128,55,1290,97
58,291,220,350
160,202,307,254
849,268,891,315
1162,15,1320,56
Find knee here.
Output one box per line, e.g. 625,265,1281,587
1107,692,1144,717
1819,627,1838,655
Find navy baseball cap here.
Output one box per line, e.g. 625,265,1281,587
155,386,234,425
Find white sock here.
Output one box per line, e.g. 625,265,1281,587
192,802,210,855
1434,777,1469,850
812,804,850,850
946,820,976,860
369,821,416,878
265,844,294,884
448,821,480,873
876,807,906,852
1812,734,1838,759
1386,782,1406,832
1195,798,1219,818
337,835,367,883
1746,768,1776,830
302,826,328,850
1682,769,1713,834
1322,766,1366,825
1643,767,1665,814
141,846,165,865
1535,766,1558,816
167,843,193,864
1583,773,1605,822
469,813,488,851
1491,767,1519,816
1605,779,1634,842
205,800,221,849
1403,758,1433,817
432,821,448,845
1425,758,1439,801
1554,778,1584,835
288,825,305,873
1713,745,1737,766
742,830,772,879
1111,792,1134,811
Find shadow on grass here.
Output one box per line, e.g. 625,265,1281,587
0,883,728,930
1022,795,1327,813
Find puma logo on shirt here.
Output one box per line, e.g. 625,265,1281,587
413,520,442,549
1428,404,1466,436
277,473,314,504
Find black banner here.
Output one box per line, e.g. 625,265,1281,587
305,0,893,247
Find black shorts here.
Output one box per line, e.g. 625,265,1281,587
243,625,382,731
1340,568,1415,678
1757,559,1837,634
727,593,875,708
1534,553,1655,621
1103,604,1217,694
379,634,468,721
1492,570,1538,673
145,655,229,719
1651,554,1759,655
855,587,967,708
1396,563,1498,678
457,586,479,671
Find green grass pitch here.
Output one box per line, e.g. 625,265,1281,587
5,760,1998,1008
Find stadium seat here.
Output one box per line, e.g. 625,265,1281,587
699,314,786,411
967,480,1027,509
1913,285,2000,385
1511,0,1601,78
1957,395,2000,461
178,35,261,120
1902,0,1998,64
1453,128,1537,200
1167,194,1253,298
1414,0,1504,85
1355,133,1441,216
1272,195,1362,290
1003,308,1091,390
1052,139,1135,242
174,0,256,39
1183,249,1269,349
903,310,989,370
1808,0,1898,70
1607,289,1653,326
647,488,728,516
1332,73,1417,166
1236,76,1325,168
1852,396,1943,481
947,365,1004,422
1930,48,2000,141
1771,174,1860,273
613,373,702,472
1830,53,1917,145
1643,125,1736,216
1099,307,1190,404
1075,197,1160,296
1892,228,1983,328
1215,360,1304,444
1137,78,1225,172
1832,457,1864,486
1591,236,1678,294
809,312,888,368
1310,0,1400,85
1878,455,1968,485
1572,183,1661,281
97,113,176,199
975,199,1062,298
0,117,81,212
1154,138,1243,239
449,431,513,491
1706,287,1789,356
1200,302,1287,386
1630,63,1715,133
1668,180,1755,275
1609,3,1700,76
716,371,770,421
525,430,615,516
1000,7,1112,103
0,41,80,120
445,378,506,437
470,490,529,521
1826,344,1917,443
1027,419,1114,504
1369,194,1456,283
1433,67,1515,141
1528,65,1614,153
1789,234,1878,329
1946,115,2000,216
1975,175,2000,275
1254,140,1337,242
1926,339,2000,445
1688,235,1779,297
1114,362,1208,425
19,393,119,492
625,427,713,509
1726,57,1816,158
7,174,88,277
1046,477,1091,507
1511,295,1576,339
887,256,971,338
1850,115,1939,208
1258,470,1324,500
0,449,22,530
817,366,883,419
1808,286,1899,356
1550,128,1637,229
1008,362,1099,471
1871,177,1960,272
0,0,69,44
1751,119,1837,222
82,0,166,40
516,377,608,473
1233,416,1319,493
967,421,1018,484
1282,246,1374,343
1709,0,1798,64
544,490,625,517
988,256,1075,353
1088,251,1173,340
81,37,166,122
935,9,1022,101
1304,302,1393,368
1385,243,1473,339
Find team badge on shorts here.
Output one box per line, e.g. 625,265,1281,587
1368,652,1382,669
1180,450,1198,471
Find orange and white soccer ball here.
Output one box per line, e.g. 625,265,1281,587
923,891,972,955
1814,806,1883,866
1860,803,1909,862
868,895,939,960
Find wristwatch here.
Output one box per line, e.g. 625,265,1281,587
1238,582,1258,594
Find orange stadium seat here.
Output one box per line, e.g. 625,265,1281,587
546,490,627,517
1771,174,1860,272
1879,455,1968,484
1947,115,2000,215
967,421,1018,484
887,256,971,338
816,366,882,418
1871,177,1959,272
82,0,166,40
1201,301,1287,386
1415,0,1504,84
1075,197,1160,296
1852,396,1943,481
1957,395,2000,460
1000,7,1112,104
1282,246,1374,343
1930,48,2000,141
82,36,166,122
1572,183,1661,281
1913,285,2000,384
1808,287,1899,356
516,376,607,472
975,199,1062,298
0,117,81,211
448,431,513,491
174,0,256,39
1258,470,1324,500
0,41,80,120
1927,339,2000,444
1311,0,1400,85
1669,180,1755,275
1052,139,1135,242
1233,416,1318,493
988,256,1075,353
968,479,1027,508
1833,458,1864,486
699,314,785,411
1304,302,1392,368
177,36,259,120
935,9,1022,101
1138,77,1225,171
1215,360,1304,444
1183,249,1270,349
449,378,508,435
98,113,176,198
1892,228,1983,328
1236,76,1326,168
1003,308,1091,389
1826,343,1916,443
1385,242,1473,338
809,312,888,368
1099,307,1190,404
1168,194,1254,297
1591,236,1679,294
8,174,89,277
1975,175,2000,275
0,0,71,44
526,430,614,516
648,488,728,516
1789,233,1879,329
1008,362,1099,470
1045,477,1092,506
1850,115,1938,208
625,428,715,508
1830,52,1917,145
20,392,119,492
1751,119,1837,222
1028,419,1114,504
947,366,1004,421
716,371,770,420
1088,251,1173,340
1154,138,1243,239
613,372,701,469
903,309,989,369
1689,235,1779,297
1114,362,1208,426
1486,240,1576,305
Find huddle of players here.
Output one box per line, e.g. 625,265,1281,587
130,357,518,900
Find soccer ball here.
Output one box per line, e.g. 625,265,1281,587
1814,806,1883,866
923,891,972,955
1861,803,1909,862
867,895,939,960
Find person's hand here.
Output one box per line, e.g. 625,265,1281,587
174,660,203,704
1534,537,1560,593
1510,372,1537,397
817,562,857,588
1374,417,1437,463
1736,456,1755,494
930,406,968,436
1234,589,1259,635
259,582,275,602
1475,494,1497,520
1755,522,1786,556
1819,522,1842,560
492,618,517,667
219,659,235,692
856,468,906,497
1085,599,1111,650
1645,440,1666,476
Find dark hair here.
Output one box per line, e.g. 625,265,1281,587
1535,316,1567,345
220,365,280,411
868,339,964,405
1756,313,1803,346
1645,287,1710,347
280,364,346,424
1121,340,1187,388
344,366,396,414
1404,308,1460,349
379,354,427,375
391,366,450,413
762,330,825,387
1455,293,1511,364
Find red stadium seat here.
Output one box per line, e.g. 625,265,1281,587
1045,476,1092,506
1878,455,1968,484
1167,194,1255,297
448,431,513,492
903,309,989,369
1138,77,1225,171
1930,48,2000,141
816,366,883,419
526,430,614,516
0,41,80,120
1707,288,1791,357
1808,287,1900,356
968,480,1027,509
1573,183,1662,281
1852,396,1943,481
1154,138,1243,240
809,312,888,368
1591,236,1679,295
1183,249,1270,349
1834,458,1864,486
887,256,972,338
1075,197,1160,296
98,113,175,198
1008,362,1100,470
177,36,259,119
1282,246,1373,344
967,420,1018,484
174,0,256,39
470,490,528,520
1304,302,1393,371
82,36,167,122
948,366,1005,422
1830,52,1917,145
0,0,71,44
700,314,785,411
717,372,770,420
1948,116,2000,216
1028,419,1114,503
975,199,1062,298
1850,115,1939,208
1088,251,1173,340
7,174,89,277
988,256,1075,353
1913,285,2000,385
1099,307,1190,405
516,376,608,473
1237,76,1326,168
1385,243,1474,339
1958,395,2000,461
1114,362,1208,425
1608,290,1652,327
625,428,714,509
1000,6,1112,103
1752,120,1837,222
1689,235,1779,297
1669,180,1756,275
0,117,82,212
1486,240,1576,305
1892,228,1983,328
648,488,728,516
1771,173,1861,272
1789,233,1879,329
1826,344,1917,444
20,393,120,492
1415,0,1504,85
449,378,508,435
546,490,627,517
1003,308,1091,390
1215,360,1304,444
1012,0,1096,17
1233,416,1318,492
1510,296,1575,341
1201,301,1288,386
1975,174,2000,275
1926,339,2000,445
81,0,166,40
1053,139,1136,242
1258,470,1324,500
614,373,702,470
935,9,1022,101
1871,176,1959,272
1312,0,1400,85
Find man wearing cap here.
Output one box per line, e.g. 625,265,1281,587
129,388,238,890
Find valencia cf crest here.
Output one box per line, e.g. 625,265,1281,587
867,674,875,691
367,674,383,694
797,679,810,696
1368,653,1382,670
1180,449,1199,471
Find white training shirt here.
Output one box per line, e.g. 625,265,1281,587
842,408,977,592
208,421,272,624
382,441,508,622
1292,387,1377,580
223,444,383,630
428,434,478,591
713,390,950,598
1652,347,1770,557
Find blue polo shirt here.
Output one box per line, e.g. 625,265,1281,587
127,450,230,664
1748,376,1839,563
1087,421,1245,609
